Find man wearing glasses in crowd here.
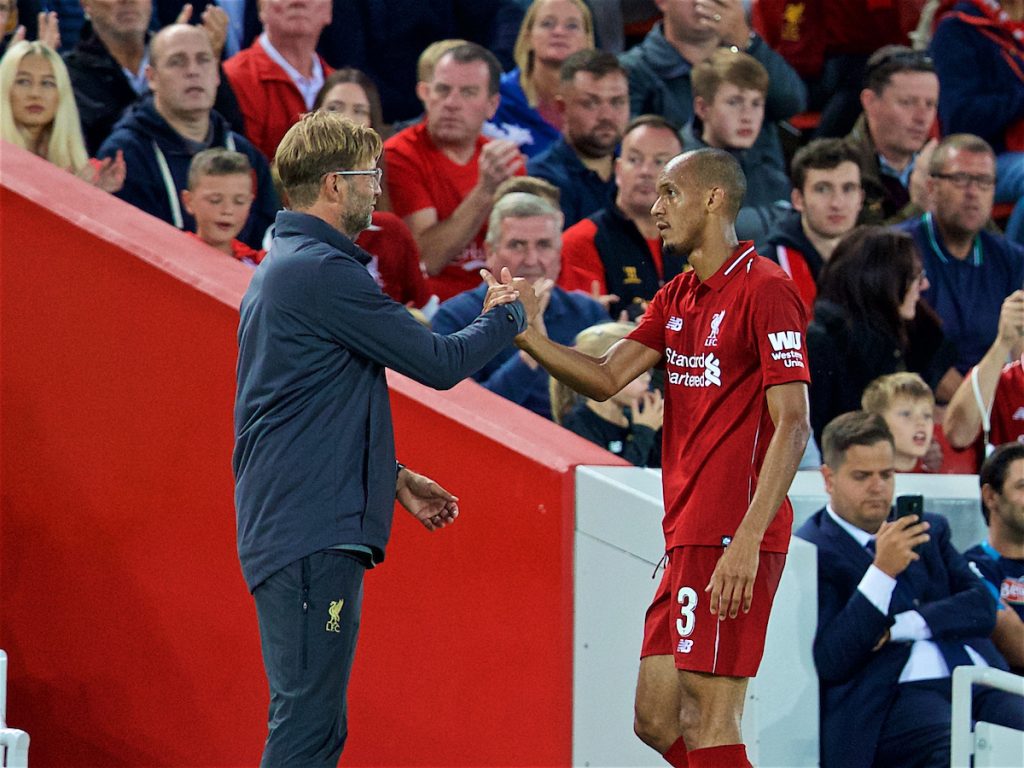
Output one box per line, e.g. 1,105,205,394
899,133,1024,376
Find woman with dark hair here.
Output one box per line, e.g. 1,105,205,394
314,68,386,137
807,225,955,443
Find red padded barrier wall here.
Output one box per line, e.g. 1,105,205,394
0,143,627,766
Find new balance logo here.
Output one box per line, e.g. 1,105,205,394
1013,407,1024,421
676,639,694,653
768,331,802,351
666,316,683,331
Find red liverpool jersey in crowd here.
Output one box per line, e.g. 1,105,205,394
628,242,810,553
990,359,1024,446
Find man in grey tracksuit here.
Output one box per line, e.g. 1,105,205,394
233,111,526,767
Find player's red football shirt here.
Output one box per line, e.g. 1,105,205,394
628,243,810,553
990,359,1024,446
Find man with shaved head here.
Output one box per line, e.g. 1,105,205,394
97,23,278,248
488,148,811,767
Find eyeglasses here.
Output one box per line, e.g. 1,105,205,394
930,172,996,191
331,168,383,185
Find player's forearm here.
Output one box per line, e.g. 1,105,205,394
516,327,621,401
944,340,1010,448
734,414,809,544
416,189,493,275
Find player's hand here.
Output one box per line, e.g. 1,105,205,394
480,268,521,313
396,467,460,532
477,140,524,195
632,389,664,431
705,534,759,620
873,516,929,577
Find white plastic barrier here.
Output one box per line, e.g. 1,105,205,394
950,666,1024,768
572,466,819,767
0,650,29,768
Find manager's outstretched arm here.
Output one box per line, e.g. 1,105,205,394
481,268,662,401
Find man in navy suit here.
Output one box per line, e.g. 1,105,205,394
796,411,1023,768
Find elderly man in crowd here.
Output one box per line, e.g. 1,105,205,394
432,191,606,419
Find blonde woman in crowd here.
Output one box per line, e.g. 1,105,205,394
0,40,124,191
486,0,594,158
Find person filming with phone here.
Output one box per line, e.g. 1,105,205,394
795,410,1023,768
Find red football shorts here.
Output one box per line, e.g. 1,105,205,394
641,545,786,677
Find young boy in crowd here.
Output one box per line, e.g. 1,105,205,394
861,372,937,472
182,149,264,267
681,48,791,242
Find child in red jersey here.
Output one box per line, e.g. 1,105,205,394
182,149,265,267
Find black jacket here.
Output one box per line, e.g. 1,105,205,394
234,210,526,590
97,95,276,248
65,22,246,155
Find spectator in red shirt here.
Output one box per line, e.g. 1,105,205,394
493,148,810,768
385,42,524,301
944,290,1024,450
223,0,332,161
182,147,264,265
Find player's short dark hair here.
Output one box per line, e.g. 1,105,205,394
790,138,862,191
560,48,627,84
439,42,502,96
678,147,746,220
821,411,894,469
187,148,253,190
863,45,935,94
979,442,1024,524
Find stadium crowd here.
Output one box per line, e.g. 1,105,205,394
3,0,1024,764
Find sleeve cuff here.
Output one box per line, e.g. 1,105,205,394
857,564,897,615
890,610,931,642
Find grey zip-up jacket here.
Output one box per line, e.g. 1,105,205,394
233,210,525,591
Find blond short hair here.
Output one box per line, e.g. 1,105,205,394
273,111,382,209
861,372,935,413
692,48,769,103
417,39,468,83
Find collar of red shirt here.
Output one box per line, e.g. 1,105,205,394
699,241,757,292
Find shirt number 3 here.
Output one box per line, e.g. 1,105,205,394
676,586,698,637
